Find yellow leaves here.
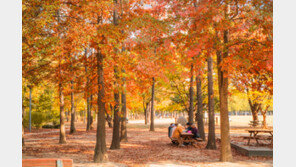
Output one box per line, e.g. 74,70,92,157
208,26,215,35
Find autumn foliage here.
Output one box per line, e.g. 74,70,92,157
23,0,272,163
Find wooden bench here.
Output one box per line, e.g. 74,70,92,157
243,135,272,145
22,159,73,167
245,129,273,145
243,135,272,140
170,136,203,148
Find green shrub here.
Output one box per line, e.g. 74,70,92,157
23,112,47,129
23,110,60,129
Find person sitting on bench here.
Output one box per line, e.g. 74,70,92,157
191,124,200,139
185,122,193,133
172,123,184,146
168,123,175,138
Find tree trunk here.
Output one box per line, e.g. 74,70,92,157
57,9,66,144
86,96,91,131
150,77,155,131
120,70,128,142
120,93,127,141
218,2,233,160
261,105,269,129
107,104,113,128
252,108,259,122
90,94,94,129
196,75,205,140
70,80,76,134
110,0,120,150
143,100,147,125
29,86,32,132
85,49,92,131
262,114,267,128
65,109,71,122
147,102,151,124
22,123,25,146
206,56,216,149
248,98,260,122
93,49,107,162
110,67,120,149
22,101,25,146
189,63,194,124
144,101,150,125
59,83,66,144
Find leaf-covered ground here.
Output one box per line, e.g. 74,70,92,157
23,120,272,167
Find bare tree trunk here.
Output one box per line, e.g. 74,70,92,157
150,77,155,131
110,67,120,149
206,56,216,149
70,80,76,134
196,75,205,140
59,83,66,144
218,2,233,161
189,63,194,124
93,48,107,162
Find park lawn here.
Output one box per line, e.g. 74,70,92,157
22,122,272,167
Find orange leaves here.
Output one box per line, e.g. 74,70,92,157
22,0,273,117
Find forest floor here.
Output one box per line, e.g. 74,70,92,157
23,118,273,167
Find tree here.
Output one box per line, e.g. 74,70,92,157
85,49,93,131
69,79,76,134
110,68,121,149
120,69,128,142
110,0,122,150
206,55,216,149
143,97,151,125
196,74,205,140
188,63,194,124
56,8,67,144
93,48,108,162
216,1,233,161
150,77,156,131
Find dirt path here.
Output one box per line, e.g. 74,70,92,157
23,120,272,167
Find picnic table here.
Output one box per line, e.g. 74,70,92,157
180,132,203,148
244,129,273,145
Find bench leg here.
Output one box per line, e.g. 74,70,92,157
247,133,252,145
254,132,260,145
